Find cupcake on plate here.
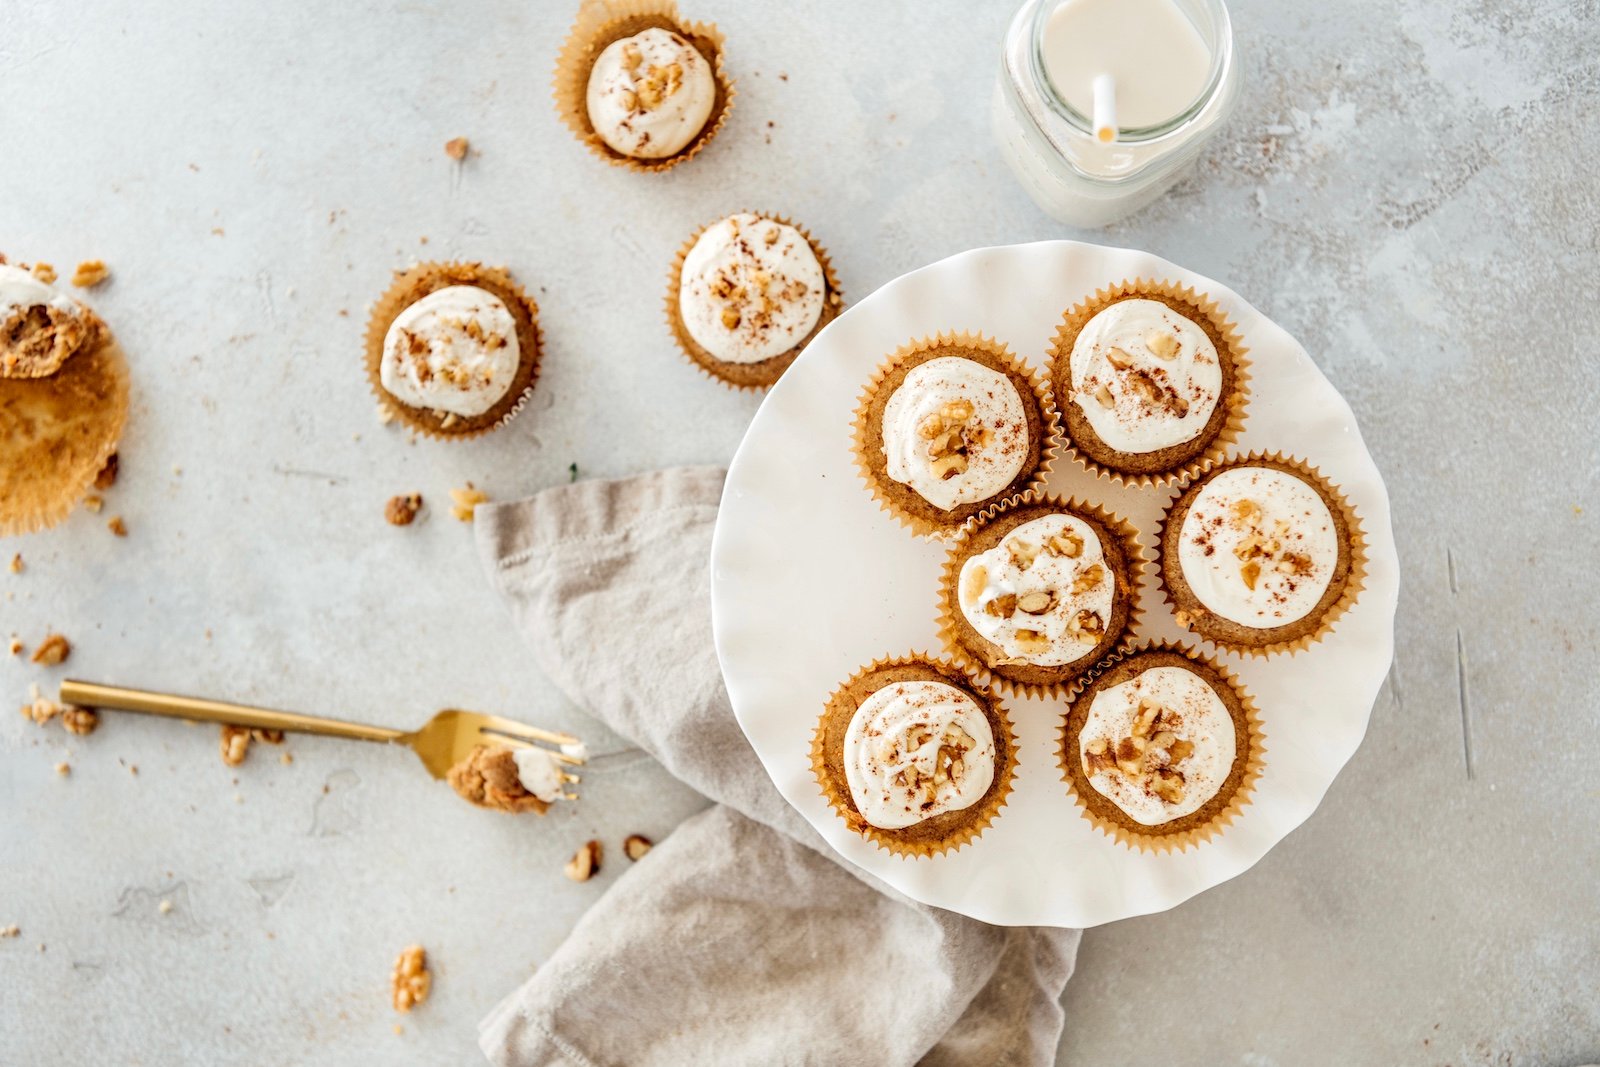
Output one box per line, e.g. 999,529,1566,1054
1158,453,1364,656
811,654,1016,858
937,493,1139,697
1049,279,1248,485
1060,644,1262,852
854,332,1056,538
666,211,841,389
365,262,542,440
0,263,130,535
554,0,732,173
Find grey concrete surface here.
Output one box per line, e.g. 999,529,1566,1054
2,1,1596,1065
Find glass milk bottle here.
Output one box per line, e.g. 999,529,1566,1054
992,0,1241,227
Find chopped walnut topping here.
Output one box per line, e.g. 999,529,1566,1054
1015,591,1053,615
1147,331,1180,359
623,834,654,861
1044,530,1084,558
565,839,603,882
1012,629,1050,654
30,633,69,666
444,137,469,161
1104,346,1134,370
391,945,432,1013
1070,562,1105,595
1093,384,1115,409
719,306,741,330
1006,538,1040,570
985,592,1018,617
31,263,56,285
449,483,489,521
1240,559,1261,590
220,725,251,766
106,515,128,537
961,564,988,604
1083,697,1195,804
1066,609,1104,642
70,260,109,288
94,453,119,490
385,493,423,526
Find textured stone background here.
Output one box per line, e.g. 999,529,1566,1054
2,1,1596,1064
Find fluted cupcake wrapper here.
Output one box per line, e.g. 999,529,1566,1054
810,653,1017,860
0,318,129,536
364,261,543,442
1057,642,1266,854
1048,277,1251,489
553,0,734,174
663,211,844,391
852,331,1061,541
1153,451,1369,658
934,490,1145,700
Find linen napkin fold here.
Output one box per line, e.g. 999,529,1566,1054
474,466,1080,1067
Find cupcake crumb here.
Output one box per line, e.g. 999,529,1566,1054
220,724,251,766
449,483,489,521
31,263,56,284
444,137,469,161
30,633,70,666
61,706,99,736
71,260,109,288
0,925,18,939
564,839,602,882
8,638,21,656
8,553,20,574
107,515,128,537
54,762,71,777
93,453,119,490
391,946,431,1013
83,495,104,513
385,493,423,526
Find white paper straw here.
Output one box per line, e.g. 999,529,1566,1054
1092,74,1116,143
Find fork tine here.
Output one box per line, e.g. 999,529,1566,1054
483,734,585,765
471,713,580,748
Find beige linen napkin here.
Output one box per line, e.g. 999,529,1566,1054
475,467,1080,1067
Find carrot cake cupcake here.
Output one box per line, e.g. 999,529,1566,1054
554,1,731,172
854,333,1055,537
0,263,129,535
365,263,541,439
1049,281,1247,483
1159,454,1362,654
938,494,1137,695
812,655,1015,857
1061,646,1261,851
667,212,841,388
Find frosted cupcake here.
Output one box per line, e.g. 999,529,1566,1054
1049,280,1248,484
554,1,732,172
811,655,1015,857
1158,453,1364,655
666,212,842,388
1061,646,1262,851
854,333,1056,538
0,264,130,535
364,263,542,439
938,493,1139,696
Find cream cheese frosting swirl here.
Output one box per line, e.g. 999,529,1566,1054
1177,466,1339,627
511,747,566,804
882,357,1028,511
678,213,824,364
1069,298,1221,454
958,513,1114,666
585,28,715,159
1080,665,1235,825
843,680,995,830
380,285,520,417
0,264,91,378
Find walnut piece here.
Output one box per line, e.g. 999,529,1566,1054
1066,609,1104,641
220,725,251,766
961,564,987,605
1093,384,1115,409
1146,332,1180,359
30,633,69,666
1015,591,1053,615
1104,346,1133,370
1070,562,1105,595
32,263,57,284
623,834,654,861
1083,697,1195,805
444,137,469,161
385,493,423,526
565,839,603,882
71,260,109,288
1006,538,1040,570
106,515,128,537
391,945,432,1013
449,483,489,522
1045,530,1084,558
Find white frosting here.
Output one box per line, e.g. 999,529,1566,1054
0,265,83,323
559,742,588,762
958,513,1115,666
511,748,565,804
585,28,715,159
1176,466,1340,627
1080,665,1235,825
882,357,1029,511
678,213,824,364
380,285,520,417
1068,298,1222,454
843,680,996,830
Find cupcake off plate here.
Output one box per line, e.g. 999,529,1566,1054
709,240,1398,928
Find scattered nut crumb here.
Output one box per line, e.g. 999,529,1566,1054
7,554,20,574
93,453,119,490
21,688,58,726
7,638,21,657
54,762,70,776
31,263,56,284
444,137,469,161
393,1024,404,1035
385,493,423,526
280,752,293,765
449,483,489,522
107,515,128,537
31,633,70,666
623,834,653,861
83,495,104,513
250,727,284,744
391,945,431,1013
0,925,18,939
220,724,251,766
158,899,174,915
71,260,109,288
564,839,602,882
61,706,99,736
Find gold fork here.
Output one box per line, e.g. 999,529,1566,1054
57,679,584,788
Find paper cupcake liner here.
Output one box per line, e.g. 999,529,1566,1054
810,653,1017,859
1057,642,1265,854
852,331,1061,540
552,0,734,174
0,319,129,536
364,261,543,442
1153,451,1368,658
663,211,844,391
1047,278,1251,489
935,490,1144,700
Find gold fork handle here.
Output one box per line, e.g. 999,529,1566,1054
59,680,406,744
